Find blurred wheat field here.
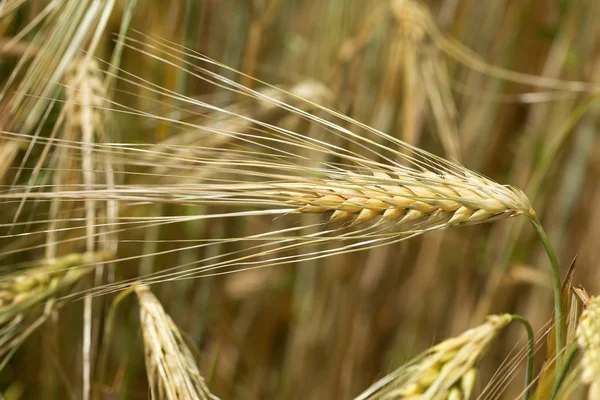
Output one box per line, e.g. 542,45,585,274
0,0,600,399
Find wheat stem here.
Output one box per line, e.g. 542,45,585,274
510,314,534,400
97,285,136,393
531,214,564,371
550,343,578,399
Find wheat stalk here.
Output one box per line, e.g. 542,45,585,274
356,314,513,400
4,33,538,299
135,284,219,400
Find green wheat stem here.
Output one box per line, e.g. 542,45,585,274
531,213,563,371
510,314,535,400
97,286,135,390
550,343,578,400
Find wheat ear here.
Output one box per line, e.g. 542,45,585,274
135,284,219,400
64,55,113,400
577,295,600,399
283,170,531,229
356,314,512,400
0,251,113,357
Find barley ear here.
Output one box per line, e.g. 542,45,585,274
356,314,512,400
284,171,531,231
135,284,219,400
577,295,600,399
0,251,113,359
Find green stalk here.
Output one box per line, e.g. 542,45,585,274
530,213,563,371
550,343,578,399
96,286,135,393
511,314,535,400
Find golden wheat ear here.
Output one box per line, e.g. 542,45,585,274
356,314,512,400
282,170,531,229
135,284,219,400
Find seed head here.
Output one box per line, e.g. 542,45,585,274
356,314,512,400
135,285,219,400
577,296,600,398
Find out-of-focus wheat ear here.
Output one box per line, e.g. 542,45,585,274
145,79,333,184
134,285,220,400
355,314,512,400
61,55,109,258
0,251,113,360
389,0,461,161
577,295,600,399
64,57,107,139
64,55,111,400
46,56,108,259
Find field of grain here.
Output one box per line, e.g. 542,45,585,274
0,1,599,399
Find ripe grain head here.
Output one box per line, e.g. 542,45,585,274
135,284,218,400
356,314,513,400
0,251,113,357
282,169,531,231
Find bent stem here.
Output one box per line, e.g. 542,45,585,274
510,314,535,400
530,213,564,371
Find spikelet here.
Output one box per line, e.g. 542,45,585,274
135,285,219,400
356,314,512,400
283,170,531,229
577,295,600,399
0,251,113,356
